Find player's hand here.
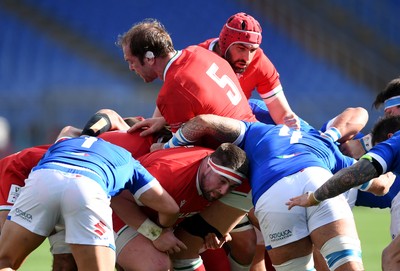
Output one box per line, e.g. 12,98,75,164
339,139,365,159
152,228,187,254
286,192,318,210
284,114,300,130
128,117,167,137
203,233,232,249
367,172,396,196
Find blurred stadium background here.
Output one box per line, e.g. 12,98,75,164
0,0,399,155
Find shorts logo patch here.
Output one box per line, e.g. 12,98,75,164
269,229,292,242
15,208,32,223
94,221,107,236
7,184,22,204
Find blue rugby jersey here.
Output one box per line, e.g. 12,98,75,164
367,131,400,175
236,121,355,205
33,136,156,197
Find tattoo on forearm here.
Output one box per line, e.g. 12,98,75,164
315,160,379,201
182,115,241,144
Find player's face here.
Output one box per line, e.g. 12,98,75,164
384,105,400,117
200,167,240,201
225,43,259,74
123,45,157,83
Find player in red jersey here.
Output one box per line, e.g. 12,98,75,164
0,110,250,271
116,18,256,139
113,143,250,271
198,12,299,130
0,110,155,271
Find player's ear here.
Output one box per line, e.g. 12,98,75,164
144,51,155,64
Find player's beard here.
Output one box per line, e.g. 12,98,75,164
226,56,247,74
201,189,221,202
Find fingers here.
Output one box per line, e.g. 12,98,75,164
167,240,187,254
127,121,148,133
286,193,313,210
284,115,300,130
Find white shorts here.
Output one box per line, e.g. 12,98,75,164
8,169,115,249
114,225,140,257
255,167,354,249
390,192,400,239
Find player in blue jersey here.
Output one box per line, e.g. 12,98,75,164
0,135,185,271
152,113,369,271
287,115,400,270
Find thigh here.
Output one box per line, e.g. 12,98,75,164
116,227,170,271
0,220,46,269
70,244,115,271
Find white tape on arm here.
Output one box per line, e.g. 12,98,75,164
137,218,162,241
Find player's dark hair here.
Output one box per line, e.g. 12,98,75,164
210,142,249,179
371,115,400,145
116,18,175,65
373,76,400,109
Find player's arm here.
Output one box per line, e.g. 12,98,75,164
363,172,396,196
152,106,162,118
287,157,381,209
340,133,372,159
161,114,242,149
325,107,368,144
81,109,131,136
171,200,247,260
111,190,186,253
264,91,300,129
56,126,83,140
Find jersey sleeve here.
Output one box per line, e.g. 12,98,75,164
367,132,400,174
129,159,160,202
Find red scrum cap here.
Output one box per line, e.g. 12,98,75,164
219,12,262,57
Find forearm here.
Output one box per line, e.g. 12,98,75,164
164,114,241,148
314,159,379,202
265,95,294,125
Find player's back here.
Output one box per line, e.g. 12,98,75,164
240,122,354,204
158,45,256,133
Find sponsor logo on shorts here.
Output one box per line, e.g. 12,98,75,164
269,229,292,242
15,208,32,223
94,221,107,237
7,184,22,204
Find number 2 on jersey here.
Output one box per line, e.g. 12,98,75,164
206,63,242,105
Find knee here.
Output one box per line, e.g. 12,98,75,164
0,257,23,270
319,235,363,270
229,229,257,264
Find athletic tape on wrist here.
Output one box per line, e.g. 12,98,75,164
307,191,320,205
164,128,193,149
323,127,342,142
137,218,162,241
360,134,372,152
357,180,373,191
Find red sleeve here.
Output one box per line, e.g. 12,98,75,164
0,145,48,208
